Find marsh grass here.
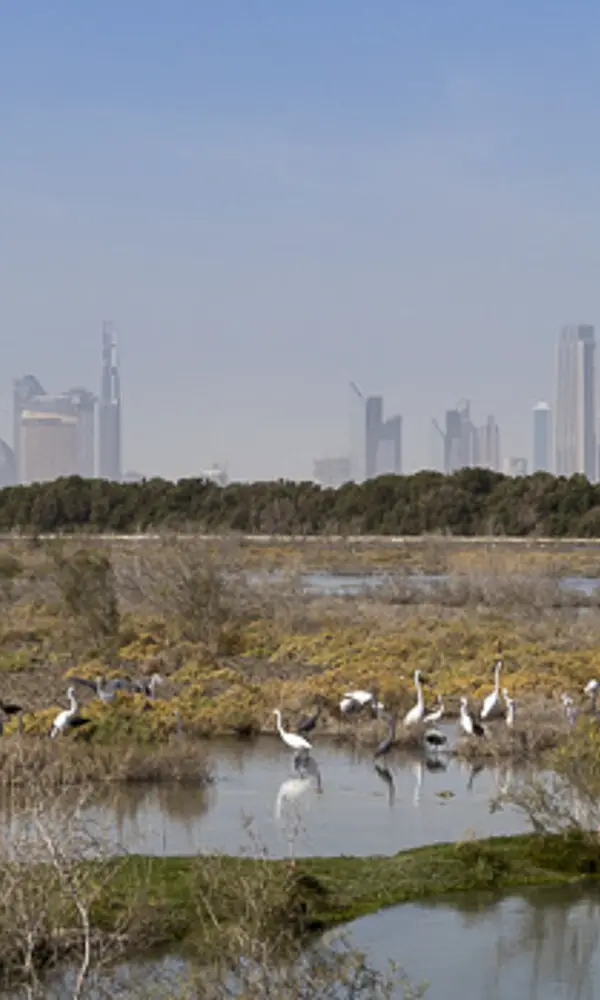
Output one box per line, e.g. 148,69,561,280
0,736,212,790
0,537,600,751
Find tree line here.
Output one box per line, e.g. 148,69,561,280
0,470,600,536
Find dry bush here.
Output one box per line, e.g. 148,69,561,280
491,719,600,834
47,545,121,657
0,736,212,790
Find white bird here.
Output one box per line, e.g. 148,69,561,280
50,687,80,738
503,689,515,728
459,696,485,738
481,659,504,721
561,693,578,727
273,709,312,753
404,669,425,727
585,678,599,713
339,689,383,718
423,694,444,724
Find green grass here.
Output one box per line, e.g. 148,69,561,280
85,831,600,948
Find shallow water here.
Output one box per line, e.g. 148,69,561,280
52,731,525,858
345,883,600,999
299,570,600,597
33,885,600,1000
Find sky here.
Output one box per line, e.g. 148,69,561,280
2,1,600,480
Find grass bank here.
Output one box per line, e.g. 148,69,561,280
7,830,600,981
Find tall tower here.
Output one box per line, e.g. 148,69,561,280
555,325,596,479
533,402,552,473
99,321,122,481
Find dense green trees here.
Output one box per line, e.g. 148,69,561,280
1,470,600,536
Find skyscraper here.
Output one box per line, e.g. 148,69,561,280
533,402,552,473
473,415,501,471
363,396,402,478
556,324,596,479
99,322,122,481
13,376,95,484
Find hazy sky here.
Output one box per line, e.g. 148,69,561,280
2,2,600,480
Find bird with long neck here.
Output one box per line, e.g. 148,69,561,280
404,670,425,727
481,658,504,720
50,687,80,738
273,709,312,754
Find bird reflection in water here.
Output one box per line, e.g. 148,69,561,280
374,762,395,806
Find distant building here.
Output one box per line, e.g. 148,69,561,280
533,402,552,473
0,440,16,488
348,385,402,482
556,324,596,479
473,415,501,471
504,457,528,477
99,322,122,482
313,457,351,488
20,411,79,484
13,376,96,484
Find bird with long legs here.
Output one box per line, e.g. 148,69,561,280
481,657,505,721
374,712,398,760
459,696,485,738
296,703,322,735
49,687,91,738
423,695,444,725
404,670,426,727
273,709,312,769
70,675,131,704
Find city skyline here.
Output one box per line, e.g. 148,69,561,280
3,5,600,479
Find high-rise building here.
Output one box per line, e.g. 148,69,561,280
13,376,96,484
364,396,402,478
99,321,122,481
556,324,596,479
533,402,552,473
473,415,501,471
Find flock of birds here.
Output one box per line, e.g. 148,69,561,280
13,672,167,739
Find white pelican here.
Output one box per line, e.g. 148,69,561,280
459,696,485,738
273,709,312,753
50,687,81,738
404,670,425,727
481,659,504,720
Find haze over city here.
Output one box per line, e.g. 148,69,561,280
2,2,600,481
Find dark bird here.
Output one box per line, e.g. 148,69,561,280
423,726,447,749
374,712,398,760
297,704,321,735
459,697,485,738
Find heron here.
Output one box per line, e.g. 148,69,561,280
423,694,444,724
296,704,321,735
273,709,312,755
374,712,398,760
481,659,505,721
404,669,426,727
70,675,131,703
459,696,485,738
49,687,90,738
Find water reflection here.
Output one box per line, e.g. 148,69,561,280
0,735,528,860
348,885,600,1000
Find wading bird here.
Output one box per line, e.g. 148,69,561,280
423,695,444,724
296,704,321,735
404,670,426,727
503,688,515,728
481,659,504,721
340,688,382,718
50,687,90,738
423,726,447,749
374,712,398,760
71,675,131,703
273,709,312,755
459,696,485,738
133,673,164,698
